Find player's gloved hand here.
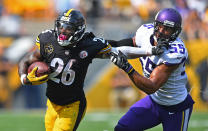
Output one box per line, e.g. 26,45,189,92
26,67,48,85
157,38,169,49
152,38,169,55
152,46,164,55
110,51,135,75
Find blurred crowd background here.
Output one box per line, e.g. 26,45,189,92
0,0,208,111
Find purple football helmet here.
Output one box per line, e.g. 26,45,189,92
154,8,182,43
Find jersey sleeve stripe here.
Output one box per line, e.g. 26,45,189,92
98,44,112,54
164,57,186,65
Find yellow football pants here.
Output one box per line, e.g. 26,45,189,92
45,99,86,131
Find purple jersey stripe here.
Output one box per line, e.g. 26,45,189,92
164,57,186,65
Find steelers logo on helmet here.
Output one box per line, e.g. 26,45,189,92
153,8,182,44
55,9,86,47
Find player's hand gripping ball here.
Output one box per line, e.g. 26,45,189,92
27,61,50,85
27,61,50,76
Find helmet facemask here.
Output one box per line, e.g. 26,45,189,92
154,21,181,44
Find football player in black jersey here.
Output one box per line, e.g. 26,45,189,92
18,9,164,131
18,9,113,131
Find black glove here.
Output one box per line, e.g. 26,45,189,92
157,38,169,49
152,46,164,55
110,51,135,75
152,38,169,55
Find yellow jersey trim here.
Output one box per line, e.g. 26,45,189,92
98,44,112,54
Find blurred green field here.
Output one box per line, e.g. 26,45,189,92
0,110,208,131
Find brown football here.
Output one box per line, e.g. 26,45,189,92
27,61,50,77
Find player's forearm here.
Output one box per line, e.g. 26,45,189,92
128,72,159,94
115,46,152,59
18,54,31,76
108,38,134,47
18,54,31,85
18,50,42,84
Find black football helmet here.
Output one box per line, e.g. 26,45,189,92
55,9,86,46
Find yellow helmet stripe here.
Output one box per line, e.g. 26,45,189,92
65,9,75,16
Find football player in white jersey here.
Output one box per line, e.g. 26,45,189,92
110,8,194,131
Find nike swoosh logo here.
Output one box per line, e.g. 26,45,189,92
169,112,174,115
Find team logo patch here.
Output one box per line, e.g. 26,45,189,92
44,44,54,54
79,50,88,59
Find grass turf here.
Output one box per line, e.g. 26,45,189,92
0,110,207,131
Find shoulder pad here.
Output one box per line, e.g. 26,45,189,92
135,23,153,47
83,32,95,39
36,29,54,48
40,29,53,35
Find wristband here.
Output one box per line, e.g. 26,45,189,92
126,65,135,75
20,74,27,85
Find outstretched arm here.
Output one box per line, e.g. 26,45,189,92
108,37,135,47
110,51,178,94
96,37,165,58
108,37,164,58
129,63,178,94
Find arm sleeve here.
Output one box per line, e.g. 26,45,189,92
112,46,152,59
107,38,135,47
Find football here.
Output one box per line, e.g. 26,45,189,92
27,61,50,77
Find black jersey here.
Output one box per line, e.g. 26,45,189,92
35,30,111,105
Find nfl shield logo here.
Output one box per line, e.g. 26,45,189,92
79,50,88,59
65,50,70,55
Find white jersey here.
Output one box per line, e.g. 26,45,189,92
135,23,188,106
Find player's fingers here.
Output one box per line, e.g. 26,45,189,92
110,52,116,57
36,74,48,81
112,57,117,63
110,52,118,62
110,54,118,63
118,51,127,59
159,48,164,54
30,67,38,75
